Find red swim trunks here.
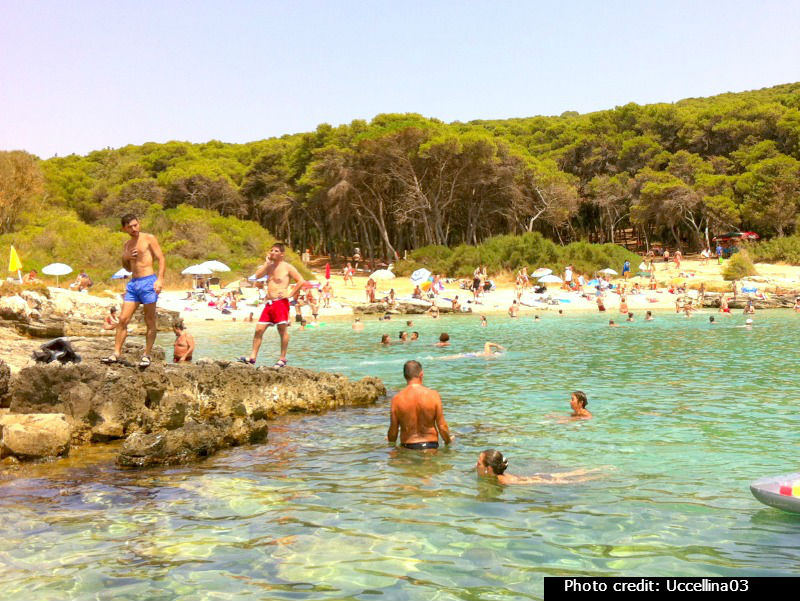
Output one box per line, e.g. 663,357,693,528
258,298,290,325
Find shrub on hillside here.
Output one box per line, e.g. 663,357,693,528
750,235,800,264
722,249,757,280
559,242,641,277
395,233,640,279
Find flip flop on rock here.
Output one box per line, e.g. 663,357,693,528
273,358,288,369
138,356,152,368
101,355,120,365
237,357,256,365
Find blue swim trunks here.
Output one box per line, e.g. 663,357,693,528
124,274,159,305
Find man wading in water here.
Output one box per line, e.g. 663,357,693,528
239,242,306,368
103,214,165,367
387,360,453,450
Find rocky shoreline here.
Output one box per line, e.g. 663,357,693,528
0,336,385,468
0,288,386,470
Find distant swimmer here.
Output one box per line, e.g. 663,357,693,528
795,297,800,312
381,334,391,345
476,449,603,485
352,318,364,331
410,331,419,341
172,321,195,363
480,315,487,327
608,319,618,327
441,342,505,360
398,331,408,342
709,316,716,324
387,360,453,450
508,300,519,318
738,318,754,329
435,332,450,347
569,390,592,419
645,311,654,321
626,312,634,322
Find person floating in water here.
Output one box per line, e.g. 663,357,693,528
569,390,592,419
387,360,453,451
440,342,505,360
475,449,603,485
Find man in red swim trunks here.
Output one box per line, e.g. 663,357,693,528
240,243,306,368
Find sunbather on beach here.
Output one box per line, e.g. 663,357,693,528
476,449,603,485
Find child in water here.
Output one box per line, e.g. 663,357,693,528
475,449,603,485
570,390,592,419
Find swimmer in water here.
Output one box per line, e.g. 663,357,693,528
609,319,618,327
435,332,450,347
380,334,391,345
645,311,654,321
626,312,634,322
569,390,592,419
410,331,419,341
480,315,487,327
709,316,716,324
441,342,504,360
476,449,603,485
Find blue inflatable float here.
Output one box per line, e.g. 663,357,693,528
750,472,800,514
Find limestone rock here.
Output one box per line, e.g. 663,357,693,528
0,359,10,408
6,356,385,466
0,413,72,459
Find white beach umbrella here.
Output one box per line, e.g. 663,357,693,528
111,268,132,280
369,269,395,281
538,274,563,284
410,268,431,284
532,267,552,278
182,264,214,276
598,268,618,275
201,260,231,273
248,273,269,282
42,262,73,287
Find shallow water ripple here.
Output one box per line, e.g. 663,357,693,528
2,311,800,599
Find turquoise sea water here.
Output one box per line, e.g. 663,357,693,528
2,310,800,600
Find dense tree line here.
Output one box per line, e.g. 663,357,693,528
9,82,799,260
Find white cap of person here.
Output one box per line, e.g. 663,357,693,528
745,318,753,325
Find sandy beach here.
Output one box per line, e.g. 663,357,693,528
154,257,800,324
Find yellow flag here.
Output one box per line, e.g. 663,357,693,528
8,246,22,272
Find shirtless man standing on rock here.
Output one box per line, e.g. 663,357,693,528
388,360,453,450
103,214,165,367
239,242,306,368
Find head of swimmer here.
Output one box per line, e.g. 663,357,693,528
570,390,588,411
477,449,508,476
403,359,423,383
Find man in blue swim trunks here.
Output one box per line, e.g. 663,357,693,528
103,214,165,367
388,360,453,450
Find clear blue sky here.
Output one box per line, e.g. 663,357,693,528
2,0,799,158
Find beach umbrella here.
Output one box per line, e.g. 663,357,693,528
325,263,330,280
111,268,132,280
410,268,431,284
532,267,552,278
201,260,231,272
42,262,73,287
182,264,213,276
248,273,269,282
598,268,618,275
369,269,395,281
538,274,563,284
586,279,600,287
8,246,22,283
